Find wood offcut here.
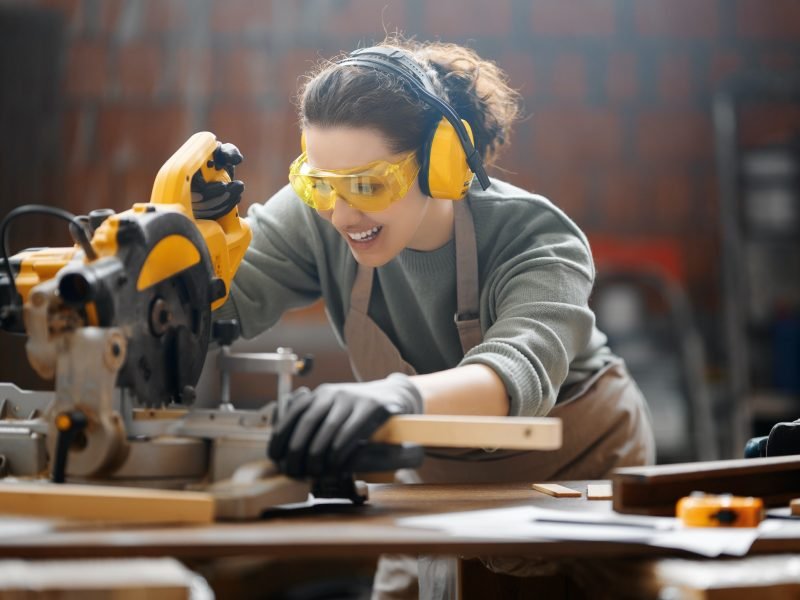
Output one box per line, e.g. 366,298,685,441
532,483,581,498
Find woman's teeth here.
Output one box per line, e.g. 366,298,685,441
347,226,381,241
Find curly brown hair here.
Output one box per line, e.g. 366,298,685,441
298,37,521,168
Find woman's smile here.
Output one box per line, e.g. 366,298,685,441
345,225,383,243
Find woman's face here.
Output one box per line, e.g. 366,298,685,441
304,126,453,268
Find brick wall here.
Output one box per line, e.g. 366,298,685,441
9,0,800,313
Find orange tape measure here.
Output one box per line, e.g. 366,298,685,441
676,492,764,527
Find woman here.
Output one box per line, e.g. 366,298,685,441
214,38,655,599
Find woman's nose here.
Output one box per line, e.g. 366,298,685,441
330,195,362,227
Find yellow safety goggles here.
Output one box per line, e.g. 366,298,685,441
288,151,420,212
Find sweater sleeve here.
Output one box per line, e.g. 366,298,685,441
214,185,323,339
459,196,597,418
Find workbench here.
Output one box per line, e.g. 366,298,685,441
1,481,798,599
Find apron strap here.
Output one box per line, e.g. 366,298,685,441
454,200,482,354
348,200,482,357
349,262,374,315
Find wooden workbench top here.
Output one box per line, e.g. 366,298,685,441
0,481,796,560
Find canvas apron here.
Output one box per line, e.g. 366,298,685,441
343,200,655,599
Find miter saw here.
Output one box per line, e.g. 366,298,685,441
0,132,562,520
0,131,429,518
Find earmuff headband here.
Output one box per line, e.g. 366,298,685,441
336,47,491,191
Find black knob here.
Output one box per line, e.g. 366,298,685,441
213,319,240,347
88,208,116,231
208,277,227,303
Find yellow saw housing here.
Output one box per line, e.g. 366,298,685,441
14,132,251,311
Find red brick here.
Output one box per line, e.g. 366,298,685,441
635,0,718,38
531,0,616,37
98,0,127,36
61,107,87,162
209,0,273,35
207,105,274,160
736,0,800,39
497,51,536,97
529,165,590,224
656,53,694,105
278,49,325,98
634,110,713,163
117,42,162,98
207,104,296,202
595,168,645,231
492,119,535,189
95,105,191,166
118,163,164,206
738,102,800,148
215,47,275,101
549,53,587,103
709,50,743,87
423,0,512,37
143,0,190,34
533,109,623,164
64,165,113,216
651,168,692,230
486,163,532,192
326,0,407,37
64,38,109,99
171,46,213,98
605,51,638,103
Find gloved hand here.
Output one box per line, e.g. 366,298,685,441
191,142,245,220
268,373,424,479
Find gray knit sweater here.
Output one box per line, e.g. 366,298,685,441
214,178,613,417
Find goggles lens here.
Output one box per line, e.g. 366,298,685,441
288,151,420,212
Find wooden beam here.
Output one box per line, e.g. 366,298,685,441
0,483,214,524
372,415,561,450
612,456,800,516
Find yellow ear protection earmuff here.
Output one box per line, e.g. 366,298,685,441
334,47,491,200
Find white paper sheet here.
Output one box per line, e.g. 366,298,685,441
398,505,769,557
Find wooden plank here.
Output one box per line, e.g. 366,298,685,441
532,483,581,498
0,558,196,597
586,484,612,500
372,415,561,450
0,482,214,524
612,456,800,516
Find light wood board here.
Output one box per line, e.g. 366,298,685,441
372,415,562,450
532,483,581,498
0,482,214,524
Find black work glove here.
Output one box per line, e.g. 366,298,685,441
268,373,424,480
191,142,245,220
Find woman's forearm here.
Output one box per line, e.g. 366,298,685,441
410,364,510,416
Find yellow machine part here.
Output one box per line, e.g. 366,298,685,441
676,493,764,527
136,235,201,291
148,131,251,310
13,132,250,312
14,247,79,303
